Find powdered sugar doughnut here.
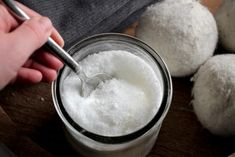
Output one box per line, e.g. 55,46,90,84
192,54,235,136
136,0,218,77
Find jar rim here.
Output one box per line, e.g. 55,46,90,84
52,33,173,144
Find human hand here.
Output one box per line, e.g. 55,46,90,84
0,1,64,89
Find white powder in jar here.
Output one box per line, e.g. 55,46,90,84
61,50,163,136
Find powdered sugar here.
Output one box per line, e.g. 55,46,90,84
61,50,163,136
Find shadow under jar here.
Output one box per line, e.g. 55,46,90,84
52,33,172,157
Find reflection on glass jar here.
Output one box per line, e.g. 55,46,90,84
52,33,172,157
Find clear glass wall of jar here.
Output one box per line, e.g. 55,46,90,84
52,33,172,157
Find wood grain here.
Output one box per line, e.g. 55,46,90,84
201,0,222,14
0,78,234,157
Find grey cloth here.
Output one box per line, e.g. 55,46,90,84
18,0,159,49
0,143,17,157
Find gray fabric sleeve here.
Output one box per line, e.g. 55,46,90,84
18,0,159,49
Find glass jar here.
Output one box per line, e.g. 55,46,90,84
52,33,172,157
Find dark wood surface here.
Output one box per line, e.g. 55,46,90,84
1,0,232,156
0,77,234,157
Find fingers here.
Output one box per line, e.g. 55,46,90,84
33,50,64,70
0,1,64,47
16,67,43,83
0,1,64,87
23,59,57,82
16,2,64,47
12,59,58,84
0,4,18,32
51,28,65,47
30,61,57,82
22,49,64,84
7,16,53,68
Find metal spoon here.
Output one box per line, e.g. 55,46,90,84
2,0,111,97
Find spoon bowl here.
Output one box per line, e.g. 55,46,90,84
80,72,112,97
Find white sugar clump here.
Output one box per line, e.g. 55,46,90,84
215,0,235,52
61,50,163,136
192,54,235,136
136,0,218,77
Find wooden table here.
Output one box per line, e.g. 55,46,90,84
0,76,234,157
0,1,235,155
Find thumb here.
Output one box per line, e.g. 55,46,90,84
8,16,53,66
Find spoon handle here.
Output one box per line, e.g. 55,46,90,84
2,0,80,73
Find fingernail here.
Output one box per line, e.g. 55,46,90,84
39,17,52,34
58,35,65,47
